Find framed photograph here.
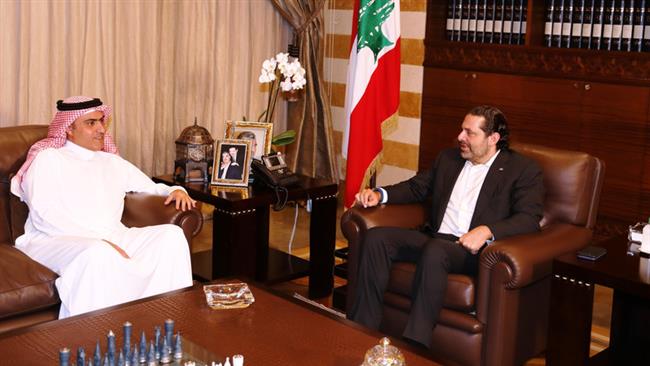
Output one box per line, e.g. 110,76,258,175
224,121,273,160
211,139,252,187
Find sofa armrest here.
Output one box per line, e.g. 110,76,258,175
478,223,592,291
0,244,59,320
121,193,203,243
341,203,427,313
341,204,428,246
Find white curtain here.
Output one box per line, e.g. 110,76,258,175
0,0,289,176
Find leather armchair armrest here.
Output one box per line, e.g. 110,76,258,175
121,193,203,243
341,204,428,246
478,223,592,291
341,203,427,313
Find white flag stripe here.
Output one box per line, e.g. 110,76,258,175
342,1,401,158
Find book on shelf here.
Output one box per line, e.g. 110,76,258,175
541,0,649,51
443,0,528,45
444,0,650,52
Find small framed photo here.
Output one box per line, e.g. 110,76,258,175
224,121,273,160
211,139,252,187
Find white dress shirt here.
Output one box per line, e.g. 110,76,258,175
438,150,500,237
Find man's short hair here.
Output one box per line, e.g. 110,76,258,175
468,105,509,150
237,131,256,140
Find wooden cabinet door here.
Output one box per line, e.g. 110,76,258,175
470,73,583,149
579,81,650,223
420,68,474,169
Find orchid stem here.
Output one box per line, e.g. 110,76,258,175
268,80,281,123
263,80,276,123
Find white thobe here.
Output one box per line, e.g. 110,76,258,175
14,141,193,318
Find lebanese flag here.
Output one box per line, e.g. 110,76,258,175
342,0,400,208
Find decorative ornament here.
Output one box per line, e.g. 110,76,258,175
174,117,215,182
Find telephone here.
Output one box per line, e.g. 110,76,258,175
251,153,299,188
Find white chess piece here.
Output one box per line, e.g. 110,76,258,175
224,357,231,366
232,354,244,366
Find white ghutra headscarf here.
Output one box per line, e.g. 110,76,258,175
10,96,119,200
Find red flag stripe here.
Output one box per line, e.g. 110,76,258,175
344,39,401,207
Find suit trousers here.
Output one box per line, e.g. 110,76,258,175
349,226,480,347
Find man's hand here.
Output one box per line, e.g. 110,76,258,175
164,189,197,212
457,225,493,254
354,188,381,208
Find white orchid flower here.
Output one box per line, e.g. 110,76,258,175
262,58,277,72
283,62,301,78
280,79,293,91
292,77,306,89
275,52,289,65
295,66,306,78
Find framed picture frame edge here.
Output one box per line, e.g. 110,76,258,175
224,120,273,159
211,138,253,187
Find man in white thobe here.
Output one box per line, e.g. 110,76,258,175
10,96,196,318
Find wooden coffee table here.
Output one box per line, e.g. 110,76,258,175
0,282,439,365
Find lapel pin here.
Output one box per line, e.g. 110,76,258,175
498,167,504,171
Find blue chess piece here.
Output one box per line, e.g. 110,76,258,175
122,322,132,360
173,332,182,360
164,319,174,348
153,326,161,360
160,337,171,363
130,346,139,366
139,331,147,363
102,354,109,366
59,347,70,366
107,330,116,364
93,342,101,366
147,341,156,366
117,350,124,366
77,347,85,366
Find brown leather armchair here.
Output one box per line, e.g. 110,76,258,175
0,125,203,334
341,143,604,366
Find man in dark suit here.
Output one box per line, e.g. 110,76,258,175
348,105,544,348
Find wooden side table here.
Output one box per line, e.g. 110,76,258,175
546,234,650,365
153,175,338,299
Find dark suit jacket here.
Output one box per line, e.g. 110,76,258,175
218,163,243,180
384,148,544,240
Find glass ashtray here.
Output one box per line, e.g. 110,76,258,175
203,282,255,309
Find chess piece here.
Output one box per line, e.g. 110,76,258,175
77,347,86,366
232,354,244,366
224,357,231,366
139,331,147,364
123,321,132,360
164,319,174,348
59,347,70,366
102,354,109,366
117,350,125,366
147,341,156,366
160,337,171,363
130,346,139,366
154,326,161,360
173,332,183,360
107,330,116,364
93,341,102,366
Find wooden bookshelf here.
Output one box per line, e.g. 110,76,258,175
421,0,650,235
